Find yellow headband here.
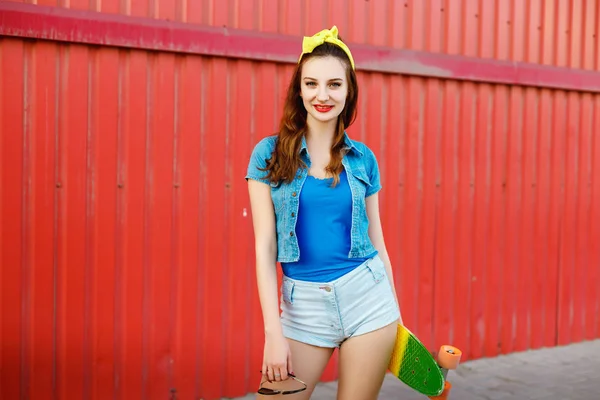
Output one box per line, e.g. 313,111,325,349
299,26,355,70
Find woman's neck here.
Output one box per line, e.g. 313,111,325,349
305,118,337,150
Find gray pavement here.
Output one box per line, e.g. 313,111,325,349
229,339,600,399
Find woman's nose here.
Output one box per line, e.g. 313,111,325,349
317,88,329,102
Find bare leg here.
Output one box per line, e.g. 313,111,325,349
256,338,334,399
336,323,397,400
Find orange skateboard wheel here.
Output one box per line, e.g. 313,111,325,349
437,345,462,370
428,381,452,400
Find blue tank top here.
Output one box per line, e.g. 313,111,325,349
281,169,376,282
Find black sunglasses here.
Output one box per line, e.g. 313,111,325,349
257,372,307,396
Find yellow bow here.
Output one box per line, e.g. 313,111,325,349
299,26,355,69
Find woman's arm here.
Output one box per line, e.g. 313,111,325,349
366,193,403,325
248,180,280,334
247,179,293,381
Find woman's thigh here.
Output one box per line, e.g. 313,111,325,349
336,322,397,400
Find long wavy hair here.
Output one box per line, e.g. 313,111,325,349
260,41,359,186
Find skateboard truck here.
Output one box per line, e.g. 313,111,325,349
428,346,462,400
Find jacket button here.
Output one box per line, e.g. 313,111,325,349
292,192,297,197
290,232,294,236
291,212,295,217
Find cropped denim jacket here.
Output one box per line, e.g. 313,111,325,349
246,133,382,263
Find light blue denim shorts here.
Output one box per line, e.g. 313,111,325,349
279,254,400,348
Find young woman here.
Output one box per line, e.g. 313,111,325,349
246,26,403,399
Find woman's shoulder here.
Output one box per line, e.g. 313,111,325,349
252,134,278,155
346,137,377,161
247,135,278,179
246,135,278,183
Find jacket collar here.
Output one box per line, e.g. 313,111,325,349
299,132,363,156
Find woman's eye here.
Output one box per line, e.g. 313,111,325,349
306,82,317,87
330,82,341,88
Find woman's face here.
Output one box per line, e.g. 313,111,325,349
299,56,349,126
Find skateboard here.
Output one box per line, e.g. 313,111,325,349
388,324,462,399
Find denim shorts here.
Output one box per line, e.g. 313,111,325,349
279,254,400,348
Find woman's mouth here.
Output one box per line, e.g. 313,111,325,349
314,105,334,113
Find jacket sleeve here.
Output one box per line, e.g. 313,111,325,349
245,136,276,185
364,146,382,197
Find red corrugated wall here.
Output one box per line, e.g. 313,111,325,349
1,1,599,399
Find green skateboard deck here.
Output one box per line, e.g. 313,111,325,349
388,324,445,397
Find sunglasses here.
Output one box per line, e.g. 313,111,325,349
257,372,307,396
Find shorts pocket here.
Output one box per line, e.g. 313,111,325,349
281,279,295,305
366,257,385,283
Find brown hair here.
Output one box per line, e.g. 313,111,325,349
261,41,359,186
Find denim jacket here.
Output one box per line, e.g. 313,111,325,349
246,133,382,263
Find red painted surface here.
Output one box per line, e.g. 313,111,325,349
1,1,600,400
2,2,600,92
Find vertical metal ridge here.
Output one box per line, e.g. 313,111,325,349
573,0,585,69
577,91,593,341
541,88,555,348
585,94,598,341
525,87,540,348
1,38,25,400
523,0,532,63
221,57,232,395
121,0,131,16
463,0,479,57
531,88,545,349
140,51,153,400
513,0,526,61
55,42,64,400
565,0,575,68
149,0,157,19
529,0,543,64
550,89,566,346
113,47,127,400
542,0,554,65
20,39,32,400
481,0,495,59
52,40,61,400
170,49,181,400
196,54,207,399
83,45,94,400
168,53,181,395
567,92,582,343
510,84,526,352
464,79,478,356
582,0,595,70
177,0,186,22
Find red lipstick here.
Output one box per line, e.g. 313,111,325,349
314,105,334,113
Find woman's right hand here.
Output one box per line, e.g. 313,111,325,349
262,333,293,382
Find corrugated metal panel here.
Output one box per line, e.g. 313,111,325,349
10,0,599,70
357,73,600,356
0,37,296,399
2,35,600,400
1,2,600,400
